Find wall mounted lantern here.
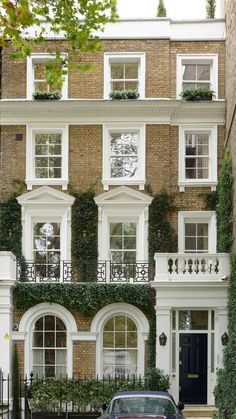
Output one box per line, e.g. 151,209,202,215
159,332,167,346
221,332,229,346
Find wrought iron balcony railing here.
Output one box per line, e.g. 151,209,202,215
17,260,153,283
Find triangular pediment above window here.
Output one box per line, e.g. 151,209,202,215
17,186,75,206
94,186,152,206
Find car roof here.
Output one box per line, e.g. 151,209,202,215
111,391,173,399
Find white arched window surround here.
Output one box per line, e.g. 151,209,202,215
18,303,77,377
91,303,149,378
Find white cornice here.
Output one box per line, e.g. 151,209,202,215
0,99,226,125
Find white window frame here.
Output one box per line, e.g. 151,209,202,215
27,53,68,100
178,211,216,254
102,124,146,190
18,302,77,377
26,123,69,190
91,303,149,378
95,187,152,263
176,54,218,99
104,53,145,99
178,124,217,191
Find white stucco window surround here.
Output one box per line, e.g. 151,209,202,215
176,54,218,99
17,186,75,262
18,302,77,377
27,53,68,100
178,124,217,191
102,124,146,190
104,53,145,99
91,303,149,378
26,123,69,190
94,186,152,262
178,211,216,253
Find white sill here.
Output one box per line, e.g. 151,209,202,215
102,178,146,191
26,178,69,190
178,180,217,192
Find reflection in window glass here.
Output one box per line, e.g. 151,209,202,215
110,222,137,263
110,132,138,179
32,315,66,378
110,62,139,92
185,222,208,253
178,310,208,330
185,133,209,179
35,133,62,179
182,63,211,90
103,315,138,378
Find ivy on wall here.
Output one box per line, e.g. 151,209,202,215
148,191,177,261
216,149,233,252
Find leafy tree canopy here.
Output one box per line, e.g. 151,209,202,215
0,0,117,87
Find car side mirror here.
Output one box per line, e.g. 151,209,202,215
101,402,108,411
177,402,184,411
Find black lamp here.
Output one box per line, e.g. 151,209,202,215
159,332,167,346
221,332,229,346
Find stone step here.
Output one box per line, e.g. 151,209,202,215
184,405,216,418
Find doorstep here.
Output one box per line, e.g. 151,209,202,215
184,405,216,418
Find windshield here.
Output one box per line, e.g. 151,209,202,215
109,396,176,415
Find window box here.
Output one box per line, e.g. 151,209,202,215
109,90,139,100
180,87,215,101
33,91,62,101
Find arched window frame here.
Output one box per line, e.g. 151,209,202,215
18,303,77,377
91,303,149,378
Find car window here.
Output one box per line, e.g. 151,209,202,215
110,396,176,415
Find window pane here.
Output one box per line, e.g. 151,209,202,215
115,332,126,348
124,82,138,90
104,318,114,331
127,332,137,347
45,366,55,378
35,81,48,92
115,316,126,331
125,63,138,79
33,332,44,347
33,349,44,365
123,251,136,262
56,349,66,365
34,63,45,79
103,332,114,347
182,82,197,90
45,332,55,347
197,82,211,89
34,318,43,331
124,237,136,249
110,237,122,249
127,318,136,331
111,63,124,79
45,349,55,365
56,332,67,347
197,65,210,81
183,64,196,80
45,315,55,330
179,310,208,330
185,223,196,236
35,145,48,155
110,223,122,235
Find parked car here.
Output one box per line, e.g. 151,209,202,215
100,390,185,419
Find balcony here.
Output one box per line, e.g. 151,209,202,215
154,253,230,282
16,260,153,283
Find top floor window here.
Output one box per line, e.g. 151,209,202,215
27,54,68,99
176,54,218,99
104,53,145,99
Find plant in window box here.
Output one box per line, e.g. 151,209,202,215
32,91,62,101
109,90,140,100
180,87,215,101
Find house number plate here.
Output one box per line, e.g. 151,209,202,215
188,373,199,379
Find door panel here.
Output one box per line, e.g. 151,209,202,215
179,333,207,404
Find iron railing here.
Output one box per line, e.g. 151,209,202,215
17,260,153,283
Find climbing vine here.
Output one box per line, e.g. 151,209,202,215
216,149,233,252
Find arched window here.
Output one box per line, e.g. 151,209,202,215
32,315,67,378
102,315,138,378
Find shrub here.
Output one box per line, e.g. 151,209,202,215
180,87,215,101
109,90,139,100
32,91,62,100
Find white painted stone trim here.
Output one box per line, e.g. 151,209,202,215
178,211,217,253
26,123,69,190
91,303,149,378
102,123,146,190
178,124,218,191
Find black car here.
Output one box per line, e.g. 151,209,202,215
101,390,185,419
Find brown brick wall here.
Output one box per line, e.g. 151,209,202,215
225,0,236,248
1,39,224,99
73,341,96,377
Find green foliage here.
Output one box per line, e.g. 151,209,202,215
32,91,62,100
156,0,167,17
216,149,233,252
0,0,118,87
109,90,140,100
149,191,177,261
214,253,236,418
203,190,218,211
206,0,216,18
71,190,98,281
29,374,169,412
180,87,215,101
12,345,21,419
15,282,153,314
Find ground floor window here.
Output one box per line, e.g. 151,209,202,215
32,315,67,378
102,315,138,377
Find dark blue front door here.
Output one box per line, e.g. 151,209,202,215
179,333,207,404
